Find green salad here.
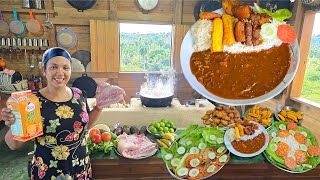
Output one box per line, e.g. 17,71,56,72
160,125,229,179
265,122,320,172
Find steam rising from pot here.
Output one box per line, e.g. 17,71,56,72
140,70,176,98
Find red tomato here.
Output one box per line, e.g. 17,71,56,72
91,134,102,144
101,132,112,142
277,24,297,44
89,128,100,139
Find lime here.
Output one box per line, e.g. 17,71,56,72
159,122,165,127
151,122,157,126
165,123,171,128
149,126,157,133
163,127,169,132
154,123,160,129
161,118,168,123
159,127,164,131
159,131,164,134
169,128,175,133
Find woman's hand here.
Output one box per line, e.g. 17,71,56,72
1,108,16,127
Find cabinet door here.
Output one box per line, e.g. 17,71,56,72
90,20,120,72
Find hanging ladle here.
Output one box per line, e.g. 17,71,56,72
44,13,53,29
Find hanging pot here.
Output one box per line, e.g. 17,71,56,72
71,50,91,69
56,27,78,49
0,10,10,37
72,74,97,98
67,0,97,12
9,8,27,37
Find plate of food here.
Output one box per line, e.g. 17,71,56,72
180,0,300,106
224,120,269,157
242,105,274,127
264,122,320,173
160,125,230,179
114,133,158,160
275,106,303,125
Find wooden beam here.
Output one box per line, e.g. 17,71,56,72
290,12,316,97
174,0,183,25
109,0,118,20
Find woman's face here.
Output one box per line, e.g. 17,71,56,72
43,56,71,88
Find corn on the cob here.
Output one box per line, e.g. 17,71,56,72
235,127,240,139
222,14,235,46
211,18,223,53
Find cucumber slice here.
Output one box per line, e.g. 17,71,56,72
306,139,311,146
177,147,186,155
279,124,287,130
302,164,313,169
274,137,282,143
190,158,201,167
217,146,226,154
270,143,278,152
209,135,216,141
189,147,200,154
186,141,193,146
164,153,173,161
299,144,308,152
217,138,224,144
206,164,216,173
219,154,228,163
260,23,277,40
188,168,200,178
198,143,207,150
171,158,181,167
176,167,188,177
271,132,277,138
289,130,295,135
208,152,216,160
301,131,308,137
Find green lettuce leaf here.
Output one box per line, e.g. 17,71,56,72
254,3,292,22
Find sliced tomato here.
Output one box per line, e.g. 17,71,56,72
294,133,307,144
284,157,297,169
277,130,290,138
200,148,215,163
203,162,217,177
185,154,203,168
275,142,290,157
294,149,308,164
188,167,205,180
287,122,298,131
308,145,320,156
277,24,297,44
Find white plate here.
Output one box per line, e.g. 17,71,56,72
180,10,300,106
224,121,269,157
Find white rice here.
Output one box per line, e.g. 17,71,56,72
190,19,283,53
226,126,263,142
279,135,300,160
190,19,212,52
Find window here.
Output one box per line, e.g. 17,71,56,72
119,23,172,72
301,13,320,104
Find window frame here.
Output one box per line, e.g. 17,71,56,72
290,11,320,107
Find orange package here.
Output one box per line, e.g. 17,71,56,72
6,90,43,142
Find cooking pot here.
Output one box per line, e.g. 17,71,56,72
67,0,97,12
72,74,97,98
137,92,174,107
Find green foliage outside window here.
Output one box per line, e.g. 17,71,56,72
120,32,172,72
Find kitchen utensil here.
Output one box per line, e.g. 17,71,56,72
6,38,11,46
0,10,10,37
16,48,21,60
67,0,97,12
1,38,5,46
43,39,48,47
11,71,23,84
28,38,33,46
137,92,173,107
44,13,53,29
71,57,85,72
22,0,31,9
38,39,43,46
71,50,91,68
72,74,97,98
22,38,27,46
34,0,45,9
17,38,22,46
26,10,41,34
9,8,27,37
56,28,78,49
33,39,38,47
12,38,16,46
30,49,35,70
86,62,91,72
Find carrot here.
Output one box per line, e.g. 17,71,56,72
294,133,307,144
308,145,320,156
294,149,308,164
284,157,297,169
287,122,298,131
277,24,297,44
275,142,290,157
185,154,203,168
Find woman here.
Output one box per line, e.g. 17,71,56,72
1,47,125,180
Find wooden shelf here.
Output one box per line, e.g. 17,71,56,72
1,46,50,50
0,6,54,14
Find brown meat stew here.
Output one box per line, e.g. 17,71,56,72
231,133,266,154
190,43,291,99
